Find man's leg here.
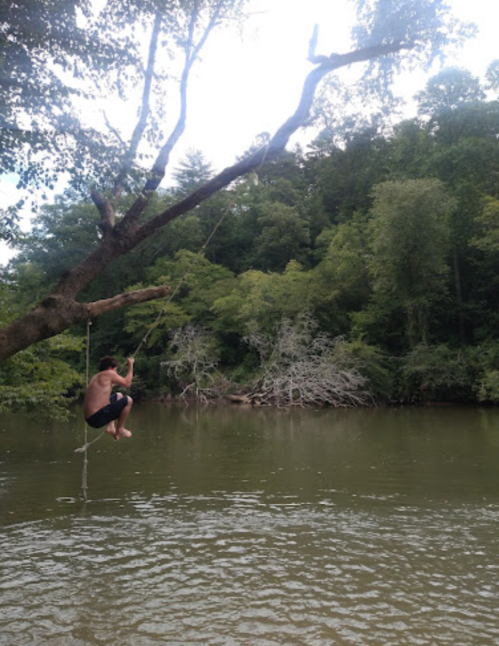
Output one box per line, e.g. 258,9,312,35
105,421,117,438
116,395,133,438
104,393,128,440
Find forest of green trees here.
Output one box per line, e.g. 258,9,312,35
2,1,498,416
4,63,499,414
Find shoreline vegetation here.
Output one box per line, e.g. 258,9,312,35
2,3,499,419
4,59,499,418
149,394,483,409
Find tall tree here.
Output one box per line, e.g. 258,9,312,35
416,67,485,116
486,60,499,97
172,149,215,195
366,179,454,348
0,0,472,361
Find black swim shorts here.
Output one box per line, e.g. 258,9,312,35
85,393,129,429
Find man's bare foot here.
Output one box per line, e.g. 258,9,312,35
105,423,118,440
116,427,132,439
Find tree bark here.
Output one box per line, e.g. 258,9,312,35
0,40,409,362
0,285,170,360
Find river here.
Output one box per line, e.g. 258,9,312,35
1,404,498,645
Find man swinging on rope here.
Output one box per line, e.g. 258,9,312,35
83,356,134,440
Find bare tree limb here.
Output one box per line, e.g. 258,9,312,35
90,11,163,233
142,2,224,195
103,110,127,148
0,285,171,359
137,39,409,238
113,10,163,199
87,284,171,317
80,41,412,292
308,23,329,64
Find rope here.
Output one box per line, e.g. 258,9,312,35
74,428,106,454
78,319,93,501
74,199,233,485
132,201,231,358
75,320,106,457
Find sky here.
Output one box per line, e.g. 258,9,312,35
180,0,499,168
1,0,499,265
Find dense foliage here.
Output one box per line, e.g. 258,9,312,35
0,0,489,413
3,62,499,412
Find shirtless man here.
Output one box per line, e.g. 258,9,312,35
83,356,134,440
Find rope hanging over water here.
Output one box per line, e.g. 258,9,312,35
75,199,234,498
79,318,91,501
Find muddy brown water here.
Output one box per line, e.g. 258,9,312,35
1,404,498,645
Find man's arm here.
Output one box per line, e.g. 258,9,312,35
110,358,134,389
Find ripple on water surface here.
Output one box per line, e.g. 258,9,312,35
1,491,499,646
2,405,499,645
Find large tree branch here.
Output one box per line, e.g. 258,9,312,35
0,37,412,361
45,38,409,302
0,285,170,360
90,187,116,235
47,39,412,300
87,284,171,317
138,39,410,238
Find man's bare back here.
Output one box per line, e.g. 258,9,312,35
83,357,134,439
84,370,118,418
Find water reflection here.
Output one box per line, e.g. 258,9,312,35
1,404,499,645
